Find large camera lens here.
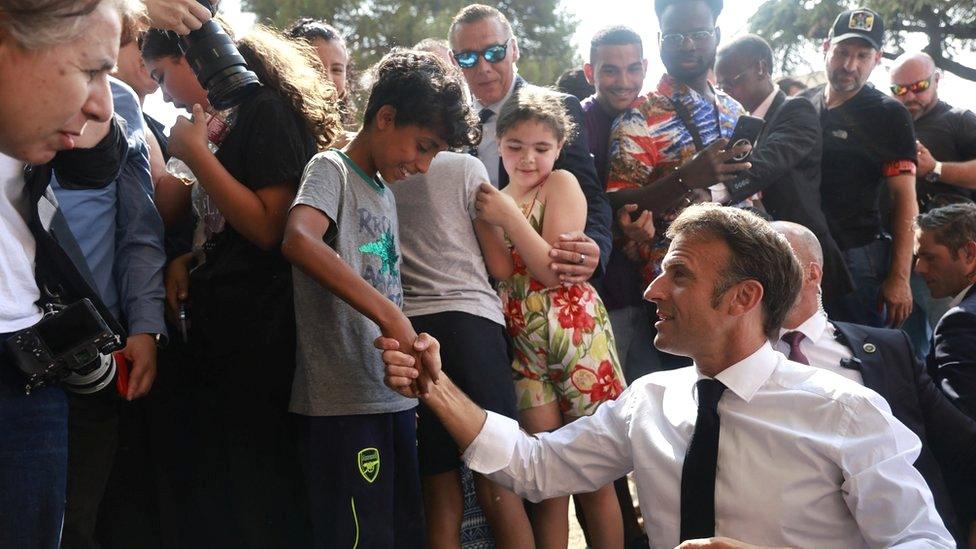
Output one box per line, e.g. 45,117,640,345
63,353,117,395
180,2,261,109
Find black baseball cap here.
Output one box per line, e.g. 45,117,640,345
828,8,884,50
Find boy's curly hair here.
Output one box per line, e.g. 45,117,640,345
496,88,576,144
362,49,480,149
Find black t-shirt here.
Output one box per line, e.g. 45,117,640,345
188,87,317,357
802,84,917,250
914,100,976,210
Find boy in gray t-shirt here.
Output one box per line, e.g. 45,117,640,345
289,149,413,417
280,51,480,548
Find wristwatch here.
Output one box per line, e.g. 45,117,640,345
925,161,943,183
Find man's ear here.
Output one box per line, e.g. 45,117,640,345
727,279,764,318
583,62,595,86
714,26,721,47
511,38,520,64
961,240,976,267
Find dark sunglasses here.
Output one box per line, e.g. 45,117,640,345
452,39,511,69
891,75,933,96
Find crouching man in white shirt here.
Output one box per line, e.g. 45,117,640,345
377,204,954,548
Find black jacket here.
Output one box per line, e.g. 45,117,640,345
23,118,128,339
725,91,853,301
928,285,976,419
834,320,976,544
497,78,613,278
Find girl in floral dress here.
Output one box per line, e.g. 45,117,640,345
475,88,626,548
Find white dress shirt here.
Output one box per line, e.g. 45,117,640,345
463,342,952,548
775,310,863,384
473,76,518,187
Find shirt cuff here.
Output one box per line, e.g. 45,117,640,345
462,411,521,474
709,183,731,204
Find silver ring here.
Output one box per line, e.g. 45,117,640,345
578,253,586,265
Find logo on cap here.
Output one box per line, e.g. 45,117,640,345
849,10,874,32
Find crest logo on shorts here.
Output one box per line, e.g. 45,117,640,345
357,447,380,483
848,10,874,31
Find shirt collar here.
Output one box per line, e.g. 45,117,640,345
778,309,830,344
474,74,519,114
697,341,779,403
751,89,779,119
949,283,975,308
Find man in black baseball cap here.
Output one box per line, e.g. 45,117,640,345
800,9,929,368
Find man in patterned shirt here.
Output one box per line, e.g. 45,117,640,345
605,0,752,305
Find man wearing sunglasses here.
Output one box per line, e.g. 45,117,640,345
890,52,976,213
448,4,613,284
800,9,925,355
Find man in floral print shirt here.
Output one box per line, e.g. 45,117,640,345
605,0,753,285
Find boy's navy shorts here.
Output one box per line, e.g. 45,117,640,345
410,311,518,476
299,409,424,548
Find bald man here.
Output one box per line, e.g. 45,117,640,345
890,52,976,211
773,221,976,546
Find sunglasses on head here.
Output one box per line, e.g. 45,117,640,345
891,75,933,96
452,39,511,69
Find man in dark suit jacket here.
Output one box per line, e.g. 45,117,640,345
774,221,976,546
916,203,976,418
715,34,853,305
448,4,612,281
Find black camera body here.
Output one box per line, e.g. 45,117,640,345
180,0,261,110
5,299,121,394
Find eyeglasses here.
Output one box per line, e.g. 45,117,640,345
890,74,934,96
452,38,512,69
716,64,758,90
660,29,715,49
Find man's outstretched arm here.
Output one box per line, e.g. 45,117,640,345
376,334,634,502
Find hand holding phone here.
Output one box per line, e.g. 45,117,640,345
724,115,765,163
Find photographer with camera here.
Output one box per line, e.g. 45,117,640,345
0,1,220,547
142,20,340,546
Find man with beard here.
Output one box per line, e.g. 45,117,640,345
799,9,920,342
890,52,976,212
605,0,752,374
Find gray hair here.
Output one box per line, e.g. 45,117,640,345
667,204,803,338
0,0,141,50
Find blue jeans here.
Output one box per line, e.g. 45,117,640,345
837,238,932,359
0,334,68,549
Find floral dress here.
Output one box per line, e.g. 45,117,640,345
497,185,626,417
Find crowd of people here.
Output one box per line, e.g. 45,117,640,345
1,0,976,548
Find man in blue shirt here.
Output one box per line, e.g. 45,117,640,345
52,77,166,548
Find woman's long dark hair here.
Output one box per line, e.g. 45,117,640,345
142,22,342,149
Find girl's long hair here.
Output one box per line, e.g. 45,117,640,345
237,24,342,150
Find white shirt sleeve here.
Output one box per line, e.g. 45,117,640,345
837,391,955,548
463,392,635,503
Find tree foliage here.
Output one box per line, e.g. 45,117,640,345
241,0,578,86
748,0,976,81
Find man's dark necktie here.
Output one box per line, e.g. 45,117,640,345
781,331,810,365
680,378,727,542
469,108,494,157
